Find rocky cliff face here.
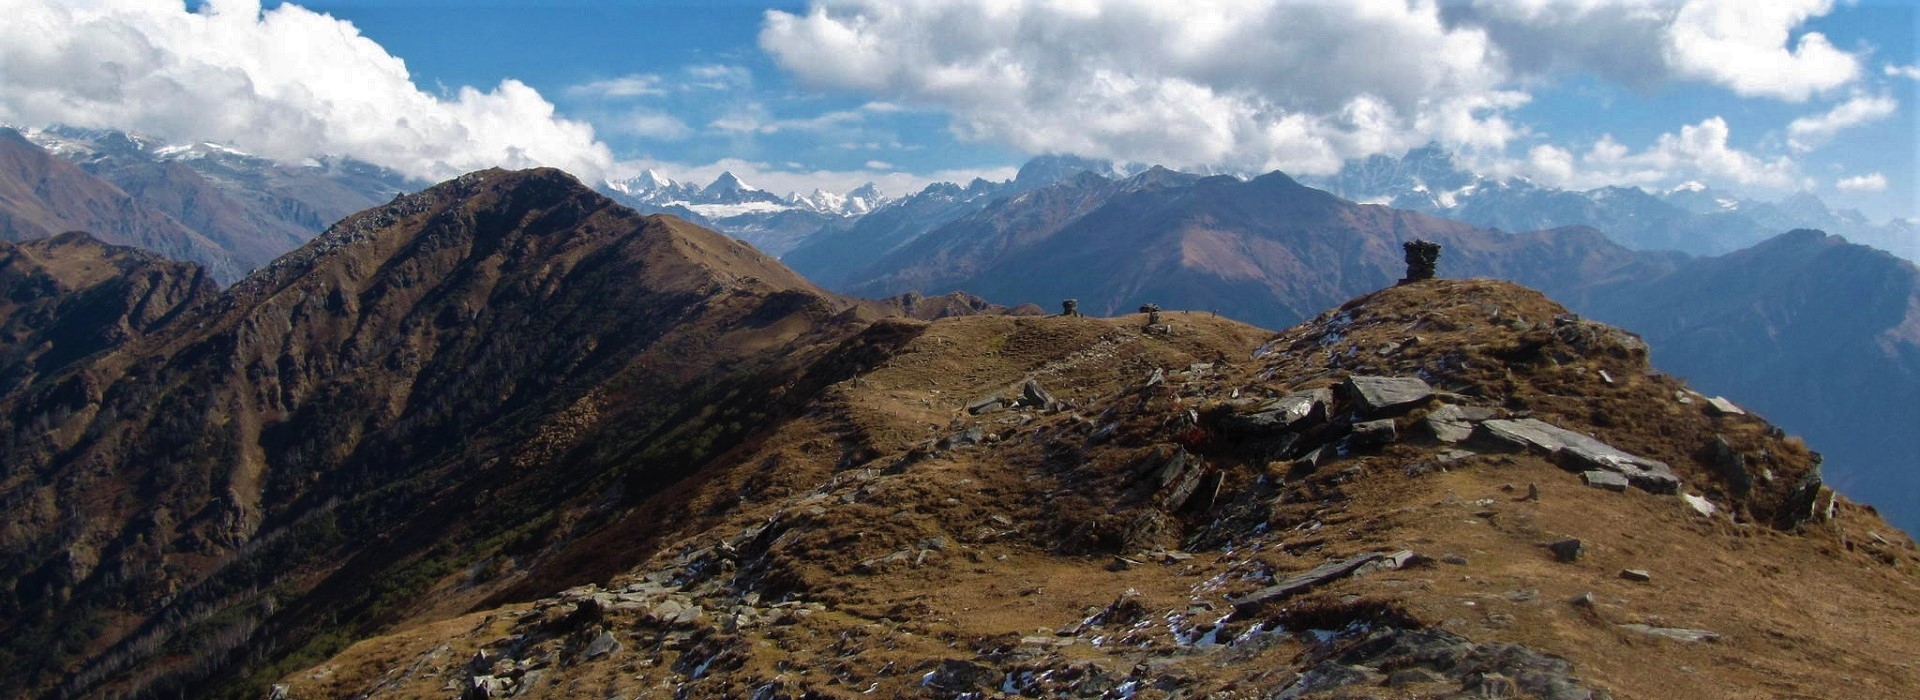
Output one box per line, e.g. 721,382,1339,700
274,279,1920,700
0,168,880,698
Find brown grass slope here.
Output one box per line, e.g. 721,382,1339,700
0,168,890,698
287,279,1920,700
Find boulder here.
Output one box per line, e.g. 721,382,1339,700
1581,470,1629,492
965,394,1006,414
1343,376,1434,416
1351,418,1398,446
1220,387,1330,435
584,630,621,659
1019,379,1061,411
1479,419,1680,494
1546,538,1584,563
1424,404,1483,443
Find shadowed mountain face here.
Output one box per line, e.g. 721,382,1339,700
0,168,887,698
0,232,216,397
1583,229,1920,531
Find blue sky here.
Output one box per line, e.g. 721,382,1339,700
2,1,1915,221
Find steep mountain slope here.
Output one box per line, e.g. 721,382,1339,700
0,168,889,698
0,232,216,397
18,126,420,282
1584,229,1920,533
281,279,1920,700
0,129,237,276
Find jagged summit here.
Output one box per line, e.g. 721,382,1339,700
273,278,1919,699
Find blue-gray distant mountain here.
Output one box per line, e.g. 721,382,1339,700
13,125,420,282
1305,145,1917,261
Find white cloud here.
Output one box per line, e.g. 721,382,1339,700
1836,172,1888,193
759,0,1864,176
761,0,1526,176
684,64,754,91
863,160,893,170
612,157,1015,200
616,111,692,140
1787,92,1898,151
1887,64,1920,81
0,0,613,182
567,74,665,99
1662,0,1859,101
1507,117,1802,191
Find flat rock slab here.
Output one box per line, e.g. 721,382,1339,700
1231,551,1399,615
1344,376,1433,416
1581,470,1629,491
1424,404,1483,443
1620,624,1721,643
1222,387,1330,434
1479,418,1680,494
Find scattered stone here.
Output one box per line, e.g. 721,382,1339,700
1523,483,1540,501
1230,551,1408,615
1620,624,1721,643
1598,369,1615,384
268,685,290,700
1220,387,1330,434
1019,379,1061,411
1351,418,1398,446
584,630,621,659
1705,396,1745,416
1344,375,1435,416
1546,538,1584,563
1570,592,1597,608
1424,404,1484,443
1709,435,1753,498
1581,470,1629,492
1620,569,1652,582
1682,493,1717,518
1061,299,1080,317
1479,418,1680,493
465,675,509,700
965,394,1006,415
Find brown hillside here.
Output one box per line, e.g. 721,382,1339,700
283,279,1920,700
0,168,881,698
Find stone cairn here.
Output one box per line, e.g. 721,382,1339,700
1140,303,1172,335
1061,299,1081,317
1400,239,1441,284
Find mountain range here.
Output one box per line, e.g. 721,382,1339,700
0,168,1914,698
1304,145,1917,261
4,126,419,283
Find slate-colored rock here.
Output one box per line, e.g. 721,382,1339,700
1344,375,1434,416
1619,624,1720,643
1230,551,1405,615
1581,470,1629,492
1424,404,1485,443
1479,418,1680,494
1019,379,1061,411
584,630,621,659
965,394,1006,415
1547,538,1584,563
1351,418,1397,446
1620,569,1652,582
1221,387,1330,435
1708,435,1753,497
1705,396,1745,416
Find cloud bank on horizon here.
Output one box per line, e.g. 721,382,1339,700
760,0,1891,192
0,0,614,181
0,0,1908,218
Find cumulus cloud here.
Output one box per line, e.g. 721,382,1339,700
1508,117,1802,191
1787,92,1898,152
761,0,1527,175
0,0,613,181
1836,172,1888,193
1662,0,1860,101
759,0,1864,176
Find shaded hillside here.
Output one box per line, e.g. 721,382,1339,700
0,129,237,278
282,279,1920,700
0,169,890,698
0,232,215,397
1584,229,1920,533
